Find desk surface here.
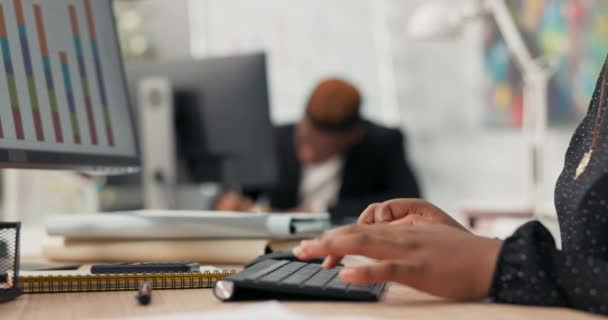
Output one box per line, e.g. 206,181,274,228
2,278,604,320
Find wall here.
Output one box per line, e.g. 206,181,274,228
141,0,191,59
117,0,191,60
188,0,401,126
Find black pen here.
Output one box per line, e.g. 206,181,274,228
137,281,152,305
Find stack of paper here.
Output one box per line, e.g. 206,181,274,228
44,210,330,264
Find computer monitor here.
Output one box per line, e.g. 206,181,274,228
125,53,278,191
0,0,138,172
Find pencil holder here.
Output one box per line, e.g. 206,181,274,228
0,222,20,303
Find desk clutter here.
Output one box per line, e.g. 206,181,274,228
42,210,328,264
1,210,329,301
46,210,330,239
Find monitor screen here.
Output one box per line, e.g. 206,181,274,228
0,0,138,171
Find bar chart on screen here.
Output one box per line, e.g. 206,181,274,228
0,0,129,156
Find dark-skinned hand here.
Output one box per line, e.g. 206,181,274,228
294,223,502,301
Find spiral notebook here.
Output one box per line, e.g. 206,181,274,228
17,269,236,294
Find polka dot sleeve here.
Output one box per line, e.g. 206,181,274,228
489,221,608,315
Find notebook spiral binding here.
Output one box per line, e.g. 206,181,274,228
19,270,236,294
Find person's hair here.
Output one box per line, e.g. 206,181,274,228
305,78,362,132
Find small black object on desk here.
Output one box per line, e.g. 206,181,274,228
91,262,200,274
20,262,81,271
137,282,152,305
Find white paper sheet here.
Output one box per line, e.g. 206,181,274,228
118,301,381,320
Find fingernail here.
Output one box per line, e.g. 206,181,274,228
321,257,331,269
292,246,302,256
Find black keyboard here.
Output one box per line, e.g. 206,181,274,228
214,259,386,301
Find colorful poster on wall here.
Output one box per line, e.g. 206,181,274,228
484,0,608,128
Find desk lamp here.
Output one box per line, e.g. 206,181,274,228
408,0,555,218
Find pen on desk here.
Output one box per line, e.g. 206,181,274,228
137,281,152,305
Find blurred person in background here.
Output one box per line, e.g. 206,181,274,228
216,78,421,222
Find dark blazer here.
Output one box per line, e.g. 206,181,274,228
266,121,421,221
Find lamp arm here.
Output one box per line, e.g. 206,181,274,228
485,0,551,217
485,0,538,73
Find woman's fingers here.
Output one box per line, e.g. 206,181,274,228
358,199,430,225
357,203,380,224
320,224,396,268
339,261,422,284
358,201,399,225
374,201,396,224
322,224,404,241
309,225,411,268
294,230,411,261
322,255,343,269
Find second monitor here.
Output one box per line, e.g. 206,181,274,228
125,53,278,202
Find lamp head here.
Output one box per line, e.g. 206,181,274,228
408,1,485,40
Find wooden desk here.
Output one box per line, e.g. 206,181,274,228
1,278,603,319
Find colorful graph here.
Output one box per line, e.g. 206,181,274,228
0,4,20,139
484,0,608,127
14,0,44,141
0,1,119,146
84,0,114,146
33,4,63,143
68,4,98,145
59,51,81,144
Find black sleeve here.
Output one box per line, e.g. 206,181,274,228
489,221,608,315
328,131,421,221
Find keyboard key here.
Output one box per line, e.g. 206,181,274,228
280,261,307,272
304,269,338,288
325,276,349,290
259,262,306,283
372,283,386,291
243,260,289,280
281,264,322,286
348,284,378,293
230,259,278,280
